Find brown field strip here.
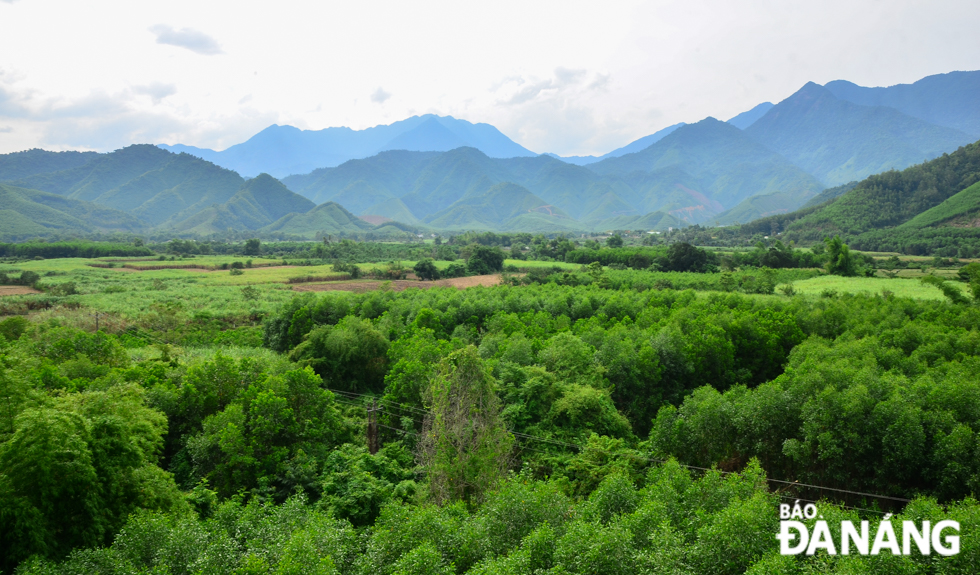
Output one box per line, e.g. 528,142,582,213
0,286,42,296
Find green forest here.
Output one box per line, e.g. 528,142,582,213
1,234,979,574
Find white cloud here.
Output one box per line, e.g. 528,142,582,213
2,0,980,156
149,24,223,55
370,87,391,104
0,72,274,152
133,82,177,104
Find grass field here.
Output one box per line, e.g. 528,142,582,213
778,275,969,301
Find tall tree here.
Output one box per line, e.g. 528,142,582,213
418,347,513,506
824,235,856,276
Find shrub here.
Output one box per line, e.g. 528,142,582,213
0,316,29,341
17,271,40,286
413,259,440,281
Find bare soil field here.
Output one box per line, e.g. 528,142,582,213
292,274,502,293
0,286,42,296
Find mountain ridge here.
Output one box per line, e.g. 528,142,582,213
745,82,974,186
159,115,536,178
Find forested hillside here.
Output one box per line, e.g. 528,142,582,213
0,147,404,241
0,149,99,182
780,139,980,252
0,183,145,240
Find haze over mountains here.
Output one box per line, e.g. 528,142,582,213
2,70,979,241
159,115,536,179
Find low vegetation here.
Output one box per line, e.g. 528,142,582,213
1,236,979,573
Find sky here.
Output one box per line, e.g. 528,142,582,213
1,0,979,157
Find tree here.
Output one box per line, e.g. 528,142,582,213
413,258,440,281
921,275,971,305
606,234,624,248
418,347,513,505
186,368,353,500
664,242,708,272
823,235,856,276
244,238,261,256
466,245,505,275
959,262,980,301
289,316,390,393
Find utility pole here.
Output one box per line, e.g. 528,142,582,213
367,398,383,455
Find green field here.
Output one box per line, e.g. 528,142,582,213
781,274,970,300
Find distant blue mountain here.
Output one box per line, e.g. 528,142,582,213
727,102,774,130
825,70,980,137
549,123,686,166
159,115,536,178
745,82,974,186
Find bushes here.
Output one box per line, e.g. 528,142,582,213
413,258,439,281
0,316,29,341
0,241,154,259
0,270,41,287
466,246,505,275
29,459,977,575
288,316,390,393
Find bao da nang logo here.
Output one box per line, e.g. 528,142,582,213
777,502,960,556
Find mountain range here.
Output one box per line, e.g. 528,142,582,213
160,115,536,178
2,70,979,241
744,82,973,186
0,146,388,241
278,117,825,230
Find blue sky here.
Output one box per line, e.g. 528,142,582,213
1,0,978,156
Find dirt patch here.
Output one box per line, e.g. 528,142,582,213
0,286,42,296
293,274,502,293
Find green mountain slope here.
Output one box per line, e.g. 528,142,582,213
282,137,815,228
745,83,974,186
800,182,859,209
715,189,820,225
12,145,175,200
262,202,375,236
0,183,144,240
361,197,420,225
590,211,684,232
92,154,245,225
493,155,635,220
401,148,511,218
0,149,99,182
899,181,980,229
424,182,573,230
780,139,980,244
281,150,440,207
167,174,315,234
589,118,823,216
